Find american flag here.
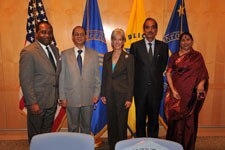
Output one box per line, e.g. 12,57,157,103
25,0,56,45
19,0,66,132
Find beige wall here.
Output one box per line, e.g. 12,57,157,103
0,0,225,130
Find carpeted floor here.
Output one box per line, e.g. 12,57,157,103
0,137,225,150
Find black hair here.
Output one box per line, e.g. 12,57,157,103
143,17,158,29
72,26,86,35
36,21,53,32
179,32,193,41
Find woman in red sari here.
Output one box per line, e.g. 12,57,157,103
165,32,209,150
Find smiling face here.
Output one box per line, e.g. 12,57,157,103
180,34,193,51
143,19,158,42
111,34,125,50
72,26,86,48
111,28,126,50
36,23,53,46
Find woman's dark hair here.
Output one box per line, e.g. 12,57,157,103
179,32,193,41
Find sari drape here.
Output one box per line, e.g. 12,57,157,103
165,49,209,150
165,49,208,121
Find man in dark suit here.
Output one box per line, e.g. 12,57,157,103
59,26,100,134
130,18,168,137
19,22,61,143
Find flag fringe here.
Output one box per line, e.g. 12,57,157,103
93,125,107,139
159,115,168,130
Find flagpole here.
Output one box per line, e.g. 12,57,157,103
32,0,37,32
86,0,90,48
180,0,184,33
82,0,108,146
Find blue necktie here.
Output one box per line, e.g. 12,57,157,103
77,50,82,74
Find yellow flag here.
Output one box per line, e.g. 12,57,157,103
125,0,146,135
124,0,146,51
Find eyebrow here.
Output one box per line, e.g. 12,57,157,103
145,25,156,27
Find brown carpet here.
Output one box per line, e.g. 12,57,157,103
0,137,225,150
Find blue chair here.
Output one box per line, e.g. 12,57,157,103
30,132,94,150
115,137,183,150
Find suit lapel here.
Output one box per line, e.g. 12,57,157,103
105,52,113,76
35,42,48,60
67,48,79,72
34,42,56,72
141,39,148,55
83,48,90,69
113,51,125,75
139,39,150,63
153,40,160,60
50,45,59,60
50,45,61,73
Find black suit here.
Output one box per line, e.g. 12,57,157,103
101,51,134,149
130,39,168,137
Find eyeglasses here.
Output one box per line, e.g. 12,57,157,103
73,33,85,37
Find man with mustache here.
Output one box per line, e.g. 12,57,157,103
130,18,168,137
59,26,100,134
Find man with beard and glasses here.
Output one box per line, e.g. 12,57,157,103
130,18,168,138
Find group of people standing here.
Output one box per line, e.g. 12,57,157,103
19,17,208,150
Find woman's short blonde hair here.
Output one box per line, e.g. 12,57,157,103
111,28,126,42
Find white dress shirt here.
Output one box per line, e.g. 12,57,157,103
74,46,85,65
145,38,155,56
38,41,57,66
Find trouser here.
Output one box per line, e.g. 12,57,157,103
135,85,161,138
27,105,56,143
106,91,129,150
66,106,93,134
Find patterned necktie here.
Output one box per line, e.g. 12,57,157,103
148,43,153,63
46,46,56,71
77,50,83,74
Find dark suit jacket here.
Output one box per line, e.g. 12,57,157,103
101,51,134,101
19,41,61,109
130,39,168,100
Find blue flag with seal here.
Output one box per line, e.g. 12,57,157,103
82,0,108,137
160,0,189,128
163,0,189,53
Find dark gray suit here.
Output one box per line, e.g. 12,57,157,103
19,41,61,142
130,39,168,137
101,51,134,149
59,47,100,133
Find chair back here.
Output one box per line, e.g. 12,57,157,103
115,137,183,150
30,132,94,150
